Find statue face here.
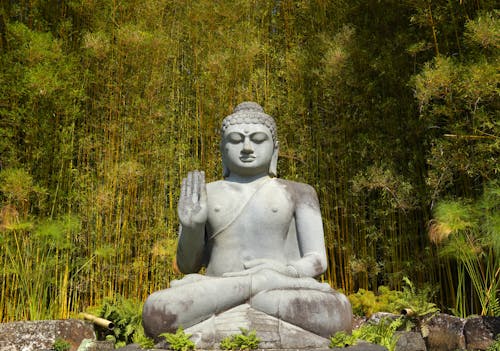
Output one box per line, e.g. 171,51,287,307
222,123,275,178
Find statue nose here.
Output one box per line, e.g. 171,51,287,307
242,139,253,153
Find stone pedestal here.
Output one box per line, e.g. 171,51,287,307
182,304,331,349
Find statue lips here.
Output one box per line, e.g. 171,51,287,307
239,155,256,162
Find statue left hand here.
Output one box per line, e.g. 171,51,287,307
222,258,298,278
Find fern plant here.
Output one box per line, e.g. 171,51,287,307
329,331,356,348
52,338,71,351
220,328,261,350
330,317,411,351
88,294,154,349
160,327,195,351
397,276,440,318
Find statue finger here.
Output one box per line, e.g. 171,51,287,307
192,170,200,203
180,177,188,199
186,171,193,199
199,171,207,205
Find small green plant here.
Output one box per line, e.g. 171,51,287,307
396,277,440,317
330,317,411,351
220,328,261,350
52,338,71,351
348,287,403,317
88,294,154,349
329,331,356,348
348,277,439,319
160,327,195,351
487,335,500,351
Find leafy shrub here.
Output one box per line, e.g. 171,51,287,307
330,317,411,351
348,287,401,317
348,277,439,318
329,331,356,348
487,335,500,351
88,294,154,349
220,328,261,350
160,327,195,351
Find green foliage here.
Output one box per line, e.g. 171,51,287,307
0,0,498,322
430,180,500,317
348,277,438,318
52,338,71,351
220,328,261,350
330,317,410,351
398,277,440,318
91,295,153,349
348,288,402,317
487,335,500,351
0,168,46,216
354,318,408,351
329,331,356,348
160,327,195,351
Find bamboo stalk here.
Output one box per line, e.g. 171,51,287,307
81,313,115,330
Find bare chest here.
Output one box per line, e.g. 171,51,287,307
206,180,295,239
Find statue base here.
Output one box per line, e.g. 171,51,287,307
183,304,331,349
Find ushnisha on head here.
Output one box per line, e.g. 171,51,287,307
221,102,279,178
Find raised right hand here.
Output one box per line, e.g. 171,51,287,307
177,171,208,228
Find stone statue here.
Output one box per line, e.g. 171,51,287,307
143,102,352,343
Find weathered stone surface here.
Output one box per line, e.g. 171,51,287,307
464,316,500,350
77,339,114,351
425,313,466,351
395,331,426,351
184,304,330,349
0,319,95,351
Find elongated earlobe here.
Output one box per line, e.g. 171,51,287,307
269,144,279,177
221,143,230,177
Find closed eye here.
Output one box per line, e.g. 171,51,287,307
250,132,268,143
226,132,244,144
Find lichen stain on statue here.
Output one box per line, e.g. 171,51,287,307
142,102,352,346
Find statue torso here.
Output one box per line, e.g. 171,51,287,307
204,178,298,276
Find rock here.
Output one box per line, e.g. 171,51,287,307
114,343,143,350
0,319,95,351
184,303,331,349
77,339,114,351
464,316,500,350
425,313,466,351
395,331,427,351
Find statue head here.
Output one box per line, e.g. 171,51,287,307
221,102,279,178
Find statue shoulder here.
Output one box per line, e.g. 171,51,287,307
206,179,226,195
275,179,320,210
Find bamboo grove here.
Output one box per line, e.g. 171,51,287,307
0,0,498,321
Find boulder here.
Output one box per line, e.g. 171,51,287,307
395,331,426,351
425,313,466,351
0,319,95,351
464,316,500,350
77,339,114,351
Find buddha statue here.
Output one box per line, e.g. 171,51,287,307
142,102,352,342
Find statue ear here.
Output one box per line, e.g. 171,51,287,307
222,159,230,177
221,142,230,177
269,143,279,177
